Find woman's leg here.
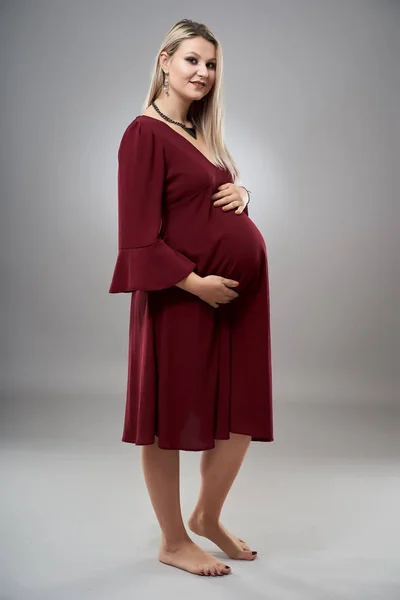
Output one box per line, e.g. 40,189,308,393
141,436,232,576
188,432,257,560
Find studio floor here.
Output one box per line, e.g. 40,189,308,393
1,395,399,600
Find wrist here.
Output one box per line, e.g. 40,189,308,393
239,185,251,205
176,271,203,295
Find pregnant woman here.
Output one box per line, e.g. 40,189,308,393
109,19,273,577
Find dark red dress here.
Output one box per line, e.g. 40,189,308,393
109,115,273,451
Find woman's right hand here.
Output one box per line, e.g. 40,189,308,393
194,275,240,308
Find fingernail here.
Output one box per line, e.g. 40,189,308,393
225,565,231,568
252,551,257,555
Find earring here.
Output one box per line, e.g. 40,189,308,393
163,71,169,96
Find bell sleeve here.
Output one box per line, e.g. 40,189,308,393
109,120,196,293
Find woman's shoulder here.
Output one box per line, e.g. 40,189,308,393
118,115,158,148
120,113,166,143
118,114,168,162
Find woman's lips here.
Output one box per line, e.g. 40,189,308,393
190,81,205,89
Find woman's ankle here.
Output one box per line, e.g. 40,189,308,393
189,508,220,525
160,533,192,552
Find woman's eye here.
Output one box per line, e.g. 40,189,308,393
186,57,216,69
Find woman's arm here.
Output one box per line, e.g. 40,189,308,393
109,120,196,293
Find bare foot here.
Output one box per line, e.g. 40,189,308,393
158,539,232,576
188,512,257,560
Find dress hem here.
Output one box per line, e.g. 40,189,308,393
121,432,274,451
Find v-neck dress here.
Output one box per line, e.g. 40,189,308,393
109,115,273,451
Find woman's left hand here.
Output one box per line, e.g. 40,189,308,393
211,184,249,215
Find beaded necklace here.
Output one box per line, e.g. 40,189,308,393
151,100,197,139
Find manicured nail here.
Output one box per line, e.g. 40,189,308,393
252,551,257,555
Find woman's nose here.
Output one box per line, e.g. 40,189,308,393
196,65,208,77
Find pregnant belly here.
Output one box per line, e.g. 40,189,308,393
163,209,267,292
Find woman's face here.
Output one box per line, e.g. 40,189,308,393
164,37,217,100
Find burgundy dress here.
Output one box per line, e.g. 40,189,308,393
109,115,273,451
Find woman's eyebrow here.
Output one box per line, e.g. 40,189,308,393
185,51,216,61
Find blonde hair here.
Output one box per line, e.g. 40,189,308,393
142,19,240,183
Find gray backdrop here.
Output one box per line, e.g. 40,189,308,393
1,1,399,598
1,0,398,403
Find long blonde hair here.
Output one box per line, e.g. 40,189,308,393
143,19,240,183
